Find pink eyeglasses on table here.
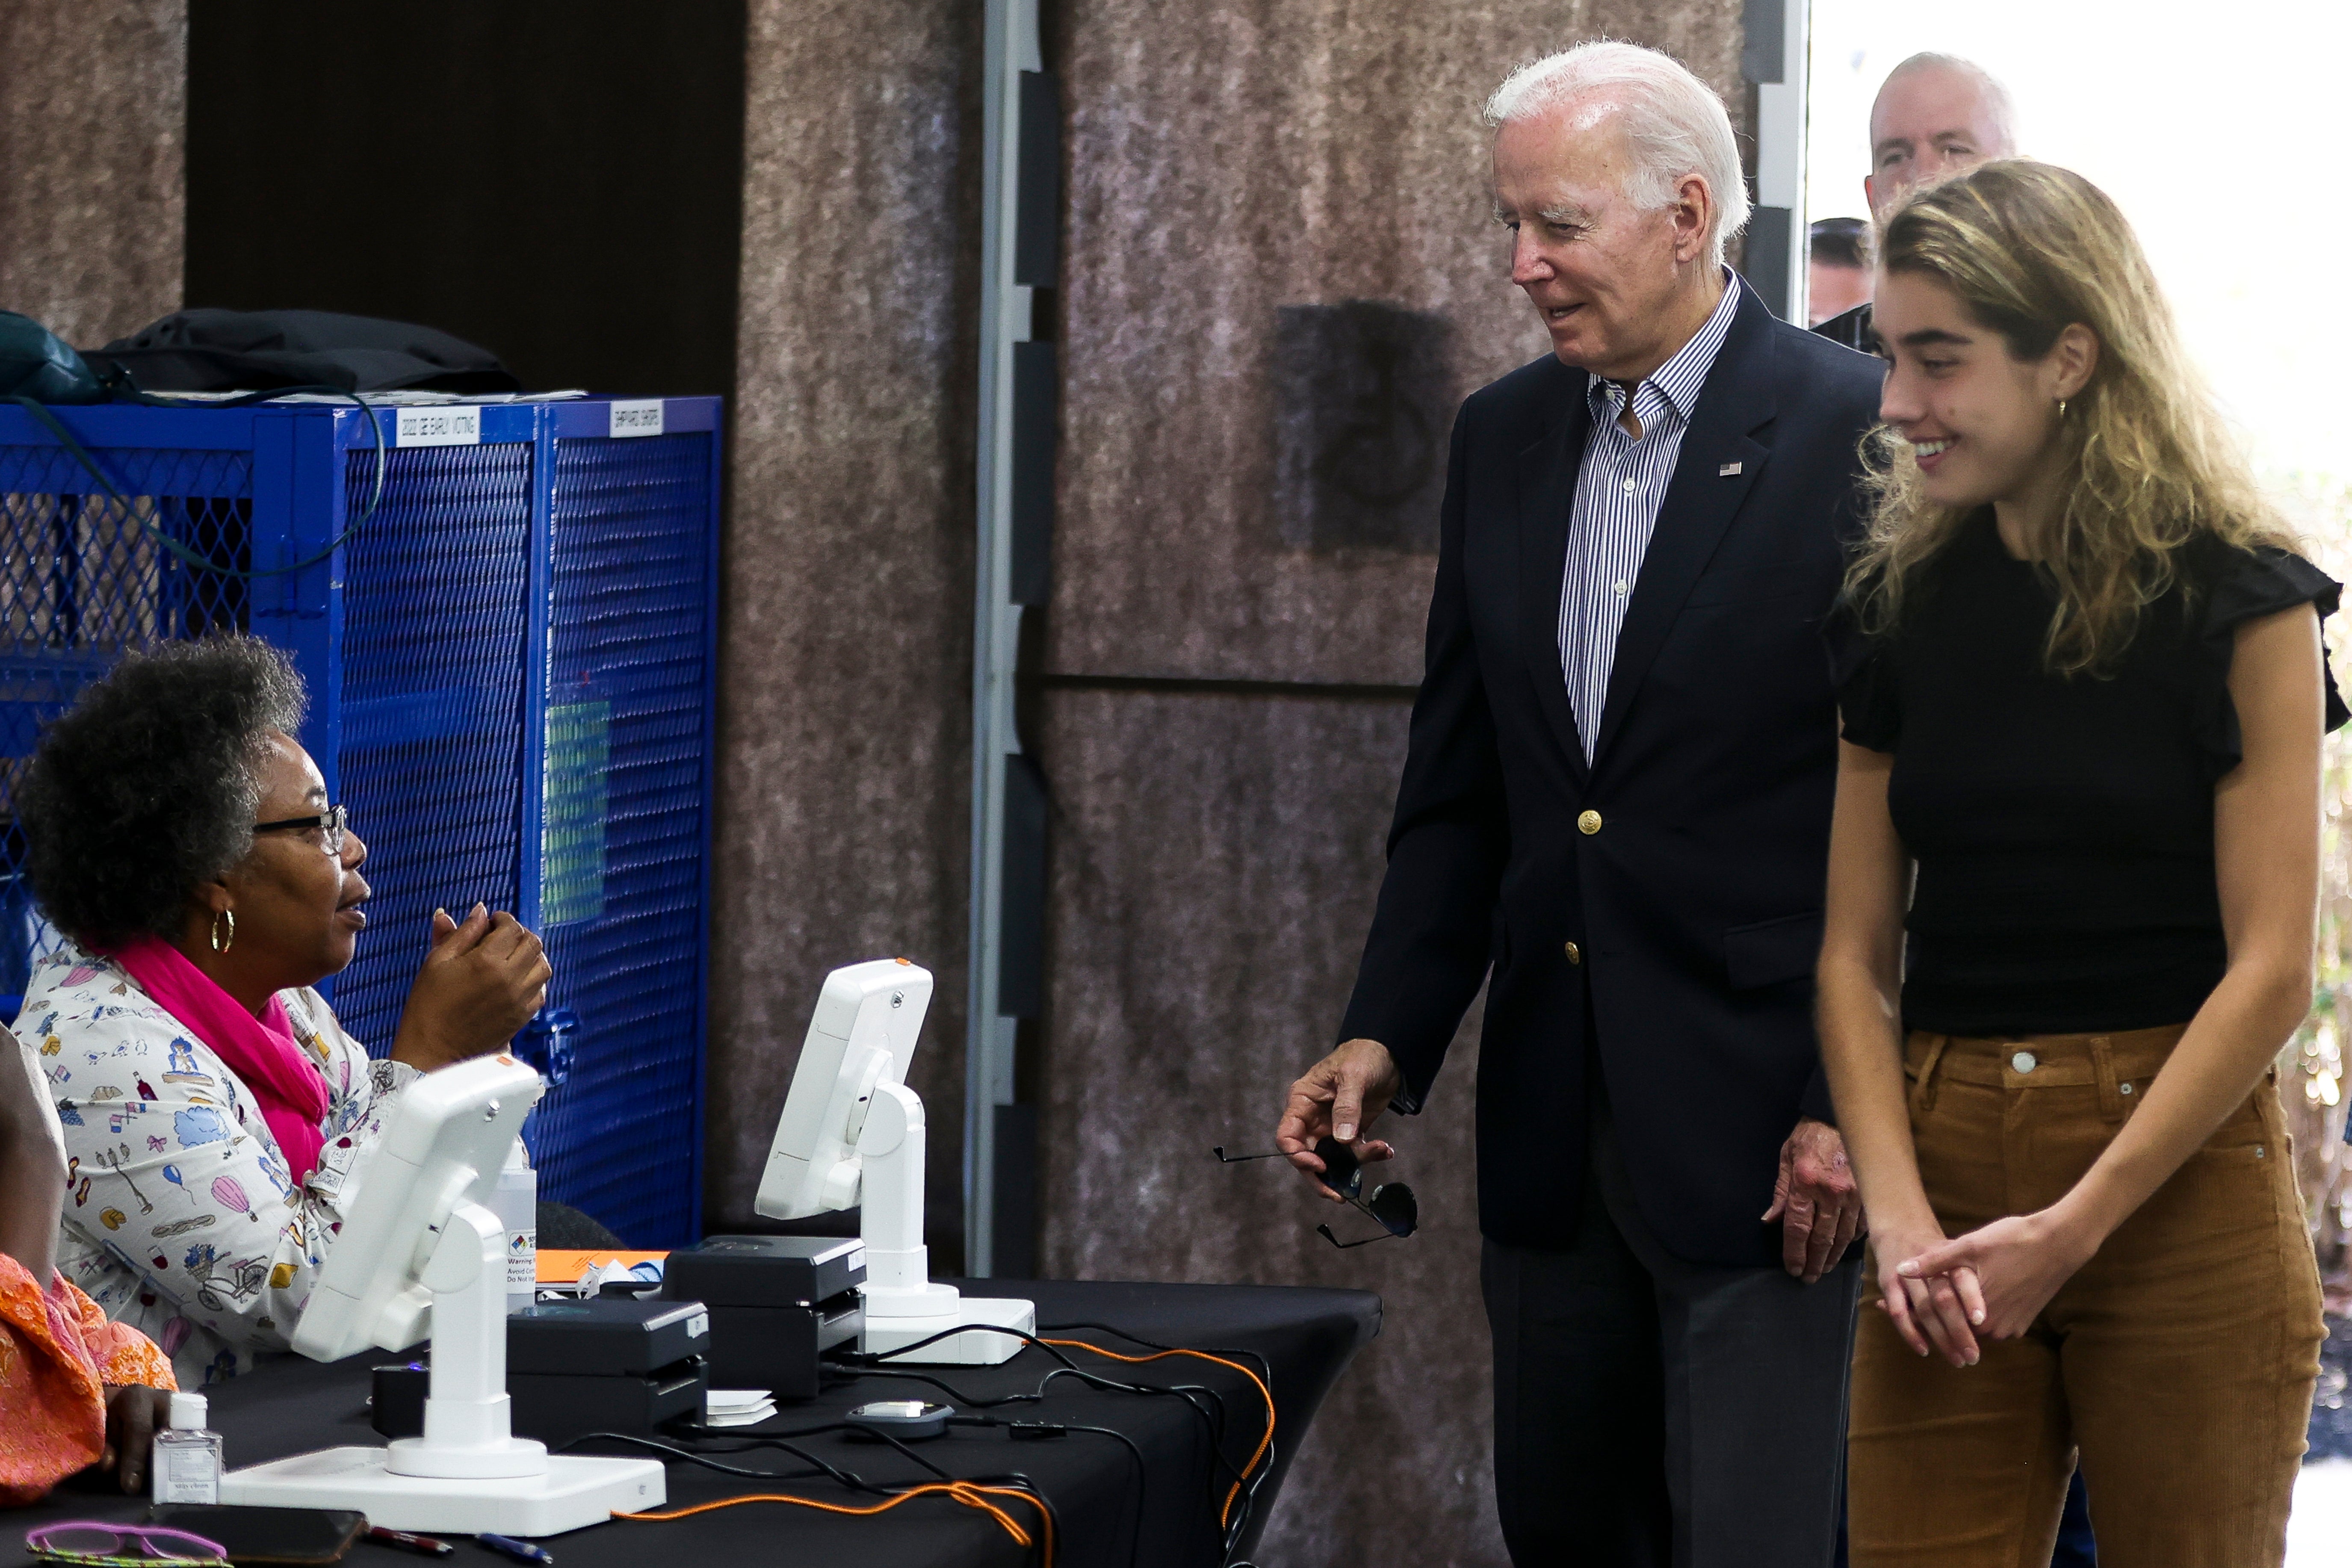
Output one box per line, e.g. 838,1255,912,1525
22,1521,228,1568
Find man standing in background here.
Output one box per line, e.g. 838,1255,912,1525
1812,52,2017,351
1808,218,1871,328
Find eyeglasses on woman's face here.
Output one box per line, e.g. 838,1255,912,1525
252,801,349,856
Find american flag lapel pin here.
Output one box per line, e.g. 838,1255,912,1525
1719,461,1743,476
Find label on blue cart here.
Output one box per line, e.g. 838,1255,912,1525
609,400,665,437
393,406,481,446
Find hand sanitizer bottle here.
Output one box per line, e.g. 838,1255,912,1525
490,1136,538,1313
151,1391,221,1503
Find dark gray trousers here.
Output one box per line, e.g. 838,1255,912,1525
1481,1107,1861,1568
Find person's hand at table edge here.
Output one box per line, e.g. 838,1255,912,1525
84,1385,171,1495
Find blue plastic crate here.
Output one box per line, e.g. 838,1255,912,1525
0,396,719,1245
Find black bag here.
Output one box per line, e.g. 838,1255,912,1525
89,307,521,394
0,310,105,402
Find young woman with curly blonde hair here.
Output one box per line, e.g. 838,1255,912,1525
1817,159,2340,1567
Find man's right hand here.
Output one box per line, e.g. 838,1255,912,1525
390,903,553,1072
1276,1038,1403,1201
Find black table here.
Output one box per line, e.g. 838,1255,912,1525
6,1279,1378,1568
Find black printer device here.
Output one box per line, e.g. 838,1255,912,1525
664,1234,864,1307
662,1234,865,1400
371,1297,712,1447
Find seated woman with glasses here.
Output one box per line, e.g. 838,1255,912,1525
17,637,551,1388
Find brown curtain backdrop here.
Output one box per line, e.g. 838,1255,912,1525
0,0,184,345
1035,4,1747,1560
708,0,986,1253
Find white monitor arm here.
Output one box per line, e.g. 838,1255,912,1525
852,1081,950,1312
756,960,1033,1366
850,1078,1033,1362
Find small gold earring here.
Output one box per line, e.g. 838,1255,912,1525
2057,398,2069,418
210,909,235,954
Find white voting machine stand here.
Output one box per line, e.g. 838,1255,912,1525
756,958,1034,1364
220,1054,663,1534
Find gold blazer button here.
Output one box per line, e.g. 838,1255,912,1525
1577,810,1602,836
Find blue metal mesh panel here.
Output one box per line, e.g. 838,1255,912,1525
528,432,711,1245
330,443,531,1054
0,444,256,1002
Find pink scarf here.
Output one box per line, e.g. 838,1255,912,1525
105,936,329,1185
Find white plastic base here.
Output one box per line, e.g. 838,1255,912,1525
863,1279,961,1317
220,1447,665,1536
387,1432,545,1480
860,1294,1037,1365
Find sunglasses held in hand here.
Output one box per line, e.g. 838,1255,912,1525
1214,1137,1419,1248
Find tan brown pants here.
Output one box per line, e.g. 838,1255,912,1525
1848,1025,2325,1568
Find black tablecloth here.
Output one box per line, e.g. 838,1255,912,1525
6,1279,1379,1568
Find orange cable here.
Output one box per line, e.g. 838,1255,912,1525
1040,1337,1276,1528
619,1480,1052,1565
615,1333,1268,1553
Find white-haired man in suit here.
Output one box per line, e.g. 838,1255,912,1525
1277,41,1880,1568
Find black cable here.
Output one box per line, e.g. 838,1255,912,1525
668,1420,960,1485
565,1431,1064,1566
1215,1390,1281,1563
825,1340,1233,1562
1038,1320,1275,1393
9,384,390,579
1034,1322,1278,1480
553,1430,832,1485
1024,1361,1246,1565
818,1359,1043,1410
1042,1320,1281,1507
841,1320,1274,1564
960,1470,1061,1568
848,1322,1084,1370
821,1344,1229,1469
1039,1332,1257,1525
845,1323,1249,1490
1029,1362,1250,1496
1219,1420,1283,1566
824,1348,1237,1474
558,1427,912,1496
1038,1320,1281,1565
658,1419,960,1484
956,1415,1146,1568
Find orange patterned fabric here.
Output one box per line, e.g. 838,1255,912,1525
0,1253,176,1506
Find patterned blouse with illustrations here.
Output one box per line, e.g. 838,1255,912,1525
26,939,420,1389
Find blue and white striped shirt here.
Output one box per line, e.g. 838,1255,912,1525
1557,274,1742,761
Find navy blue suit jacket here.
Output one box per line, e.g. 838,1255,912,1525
1338,279,1885,1266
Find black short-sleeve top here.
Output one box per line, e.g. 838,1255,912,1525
1835,511,2347,1036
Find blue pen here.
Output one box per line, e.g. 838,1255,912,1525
476,1534,554,1566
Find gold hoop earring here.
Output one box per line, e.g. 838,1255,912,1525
211,909,235,954
2057,398,2069,418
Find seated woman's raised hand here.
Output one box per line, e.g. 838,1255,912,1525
390,903,553,1071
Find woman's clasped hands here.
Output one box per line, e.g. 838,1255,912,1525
1876,1205,2102,1367
389,902,552,1072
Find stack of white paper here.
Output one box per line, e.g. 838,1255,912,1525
704,1388,777,1429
